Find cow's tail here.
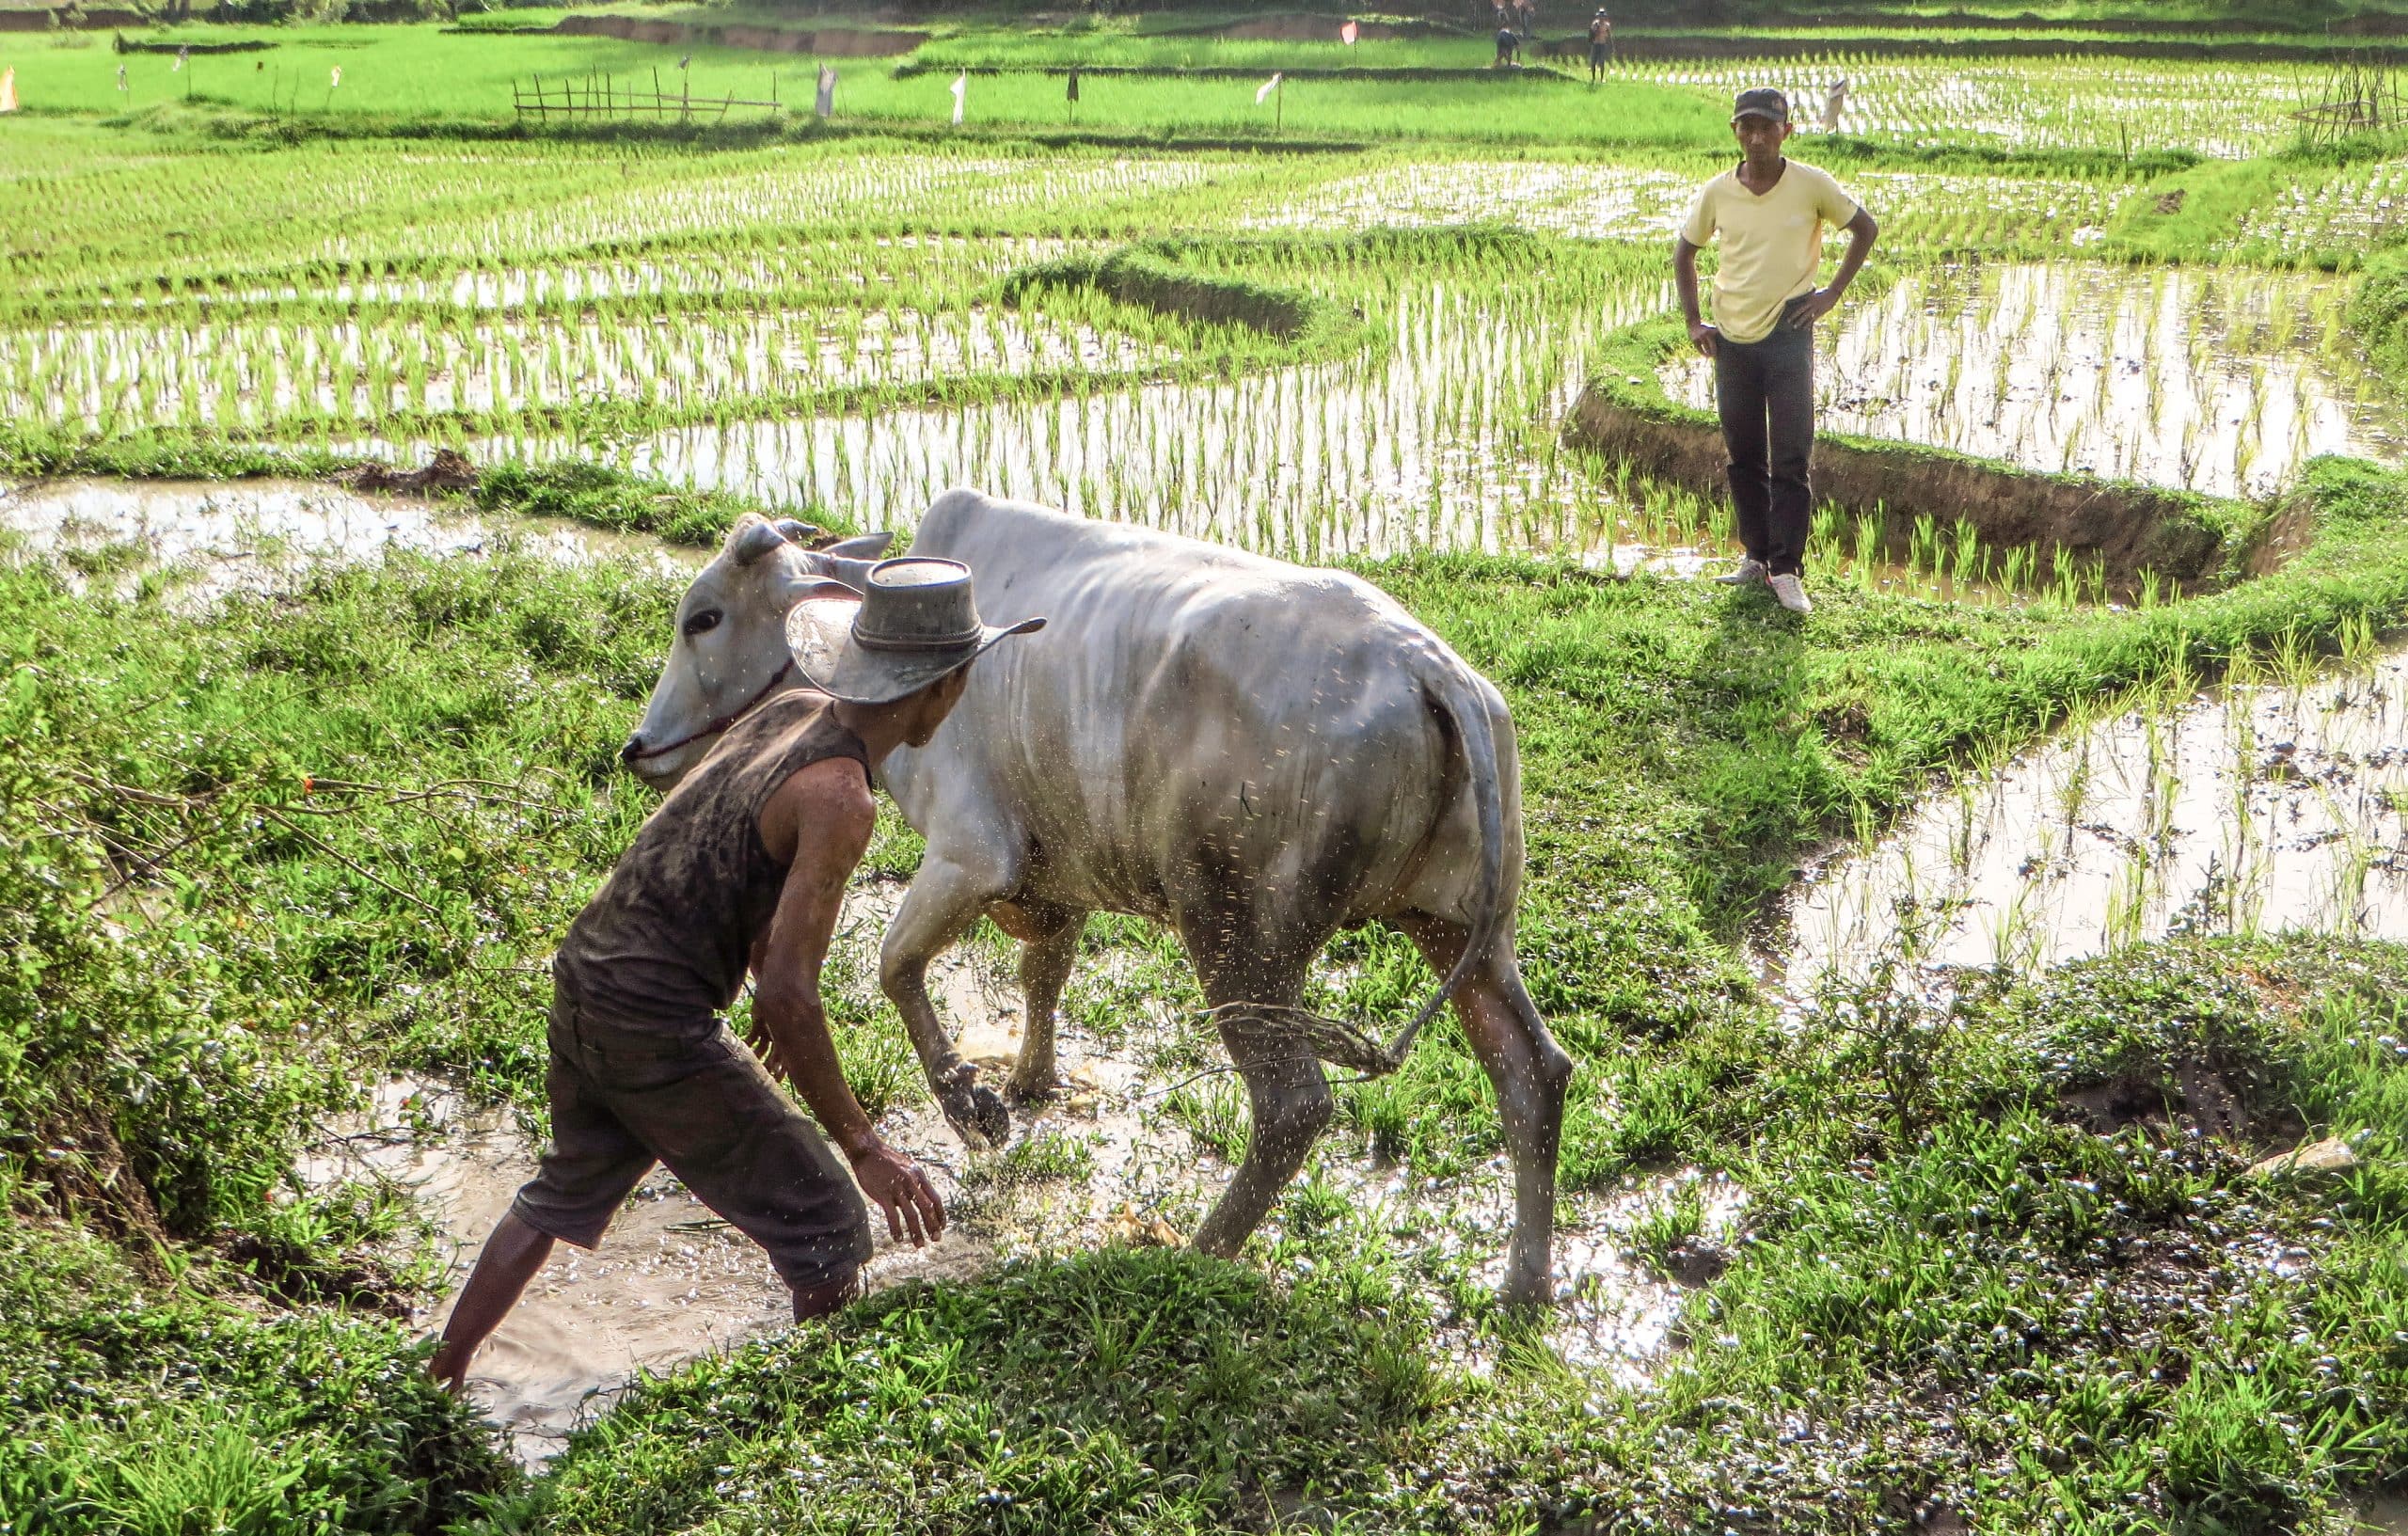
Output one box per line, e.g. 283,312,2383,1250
1373,644,1511,1073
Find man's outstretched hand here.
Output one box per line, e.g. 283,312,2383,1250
849,1140,946,1246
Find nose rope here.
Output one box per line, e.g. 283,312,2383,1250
626,658,796,763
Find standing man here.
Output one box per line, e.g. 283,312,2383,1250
1674,87,1877,615
1588,10,1612,81
430,559,1045,1391
1494,24,1520,67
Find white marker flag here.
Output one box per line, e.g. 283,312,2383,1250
330,66,341,88
949,70,965,125
1340,20,1358,44
1255,71,1281,104
0,69,16,114
116,63,127,91
816,63,835,119
172,46,187,71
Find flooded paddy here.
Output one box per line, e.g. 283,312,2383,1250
1778,643,2408,990
1665,261,2401,500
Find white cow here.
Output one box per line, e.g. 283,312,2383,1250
624,493,1573,1304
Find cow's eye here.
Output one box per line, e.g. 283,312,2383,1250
681,610,722,639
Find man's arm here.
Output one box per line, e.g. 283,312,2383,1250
752,757,946,1244
1673,236,1716,356
1789,205,1878,328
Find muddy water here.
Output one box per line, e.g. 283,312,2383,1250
1664,262,2400,501
1776,646,2408,990
0,478,688,601
313,875,1728,1462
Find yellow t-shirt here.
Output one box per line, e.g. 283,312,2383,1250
1679,160,1861,345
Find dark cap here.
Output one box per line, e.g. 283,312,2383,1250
1733,87,1790,124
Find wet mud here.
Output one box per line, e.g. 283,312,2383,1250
1774,645,2408,990
311,878,1732,1462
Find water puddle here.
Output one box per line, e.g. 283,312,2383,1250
0,477,688,602
2354,1496,2408,1535
1663,261,2400,500
317,876,1734,1461
1775,645,2408,990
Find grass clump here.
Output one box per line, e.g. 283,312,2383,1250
492,1249,1436,1533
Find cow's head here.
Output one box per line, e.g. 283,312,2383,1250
622,515,894,789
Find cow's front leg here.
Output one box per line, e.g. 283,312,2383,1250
879,850,1014,1149
990,901,1087,1102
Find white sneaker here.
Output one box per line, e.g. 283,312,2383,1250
1767,572,1813,614
1715,558,1768,586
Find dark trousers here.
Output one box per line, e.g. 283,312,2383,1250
1713,310,1816,577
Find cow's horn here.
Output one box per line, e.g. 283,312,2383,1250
773,516,824,546
729,519,790,566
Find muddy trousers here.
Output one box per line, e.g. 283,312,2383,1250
1714,315,1815,578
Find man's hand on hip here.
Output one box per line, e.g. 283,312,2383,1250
1787,288,1841,328
851,1139,947,1245
1687,320,1719,356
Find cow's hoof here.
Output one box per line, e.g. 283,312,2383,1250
1497,1269,1556,1311
1004,1071,1069,1105
940,1081,1011,1149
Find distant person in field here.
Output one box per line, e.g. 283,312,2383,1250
1588,9,1612,80
1673,87,1878,616
1495,24,1520,66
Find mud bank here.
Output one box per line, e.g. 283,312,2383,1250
547,15,927,57
1568,321,2250,592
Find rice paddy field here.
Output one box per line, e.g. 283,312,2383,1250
8,8,2408,1535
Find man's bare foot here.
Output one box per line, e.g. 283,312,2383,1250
790,1267,866,1322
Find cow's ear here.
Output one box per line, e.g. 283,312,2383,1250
729,518,789,566
821,531,895,559
774,517,824,546
788,577,863,607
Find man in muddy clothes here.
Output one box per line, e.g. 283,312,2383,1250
431,558,1045,1391
1674,87,1878,616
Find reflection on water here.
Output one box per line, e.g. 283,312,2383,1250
1778,647,2408,990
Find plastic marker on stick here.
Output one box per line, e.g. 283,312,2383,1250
1340,20,1358,44
1255,71,1282,104
949,69,965,125
0,69,15,114
816,63,834,119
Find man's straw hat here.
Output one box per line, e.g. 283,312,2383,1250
785,557,1044,705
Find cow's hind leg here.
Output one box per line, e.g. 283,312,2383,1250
1396,913,1573,1307
1181,921,1333,1260
989,900,1087,1102
880,849,1015,1148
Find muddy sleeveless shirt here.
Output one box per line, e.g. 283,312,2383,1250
553,689,869,1025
